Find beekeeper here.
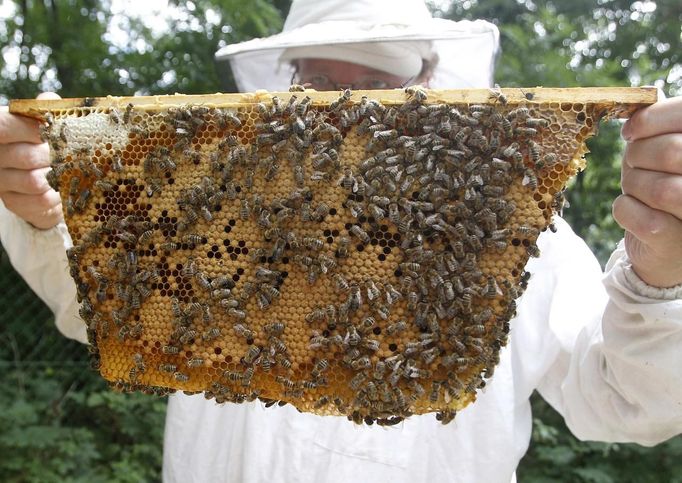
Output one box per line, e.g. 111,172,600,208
1,1,681,482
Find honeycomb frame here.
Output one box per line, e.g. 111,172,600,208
10,87,657,426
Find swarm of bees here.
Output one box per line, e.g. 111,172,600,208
34,86,647,426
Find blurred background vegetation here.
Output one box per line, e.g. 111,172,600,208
0,0,680,481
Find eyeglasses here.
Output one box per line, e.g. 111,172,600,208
291,72,414,91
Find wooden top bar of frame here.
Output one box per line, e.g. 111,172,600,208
9,87,658,121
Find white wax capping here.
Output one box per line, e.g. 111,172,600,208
61,113,130,154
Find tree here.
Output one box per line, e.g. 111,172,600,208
0,0,289,102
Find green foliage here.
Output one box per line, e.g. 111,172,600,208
0,0,287,101
519,393,682,483
0,366,167,483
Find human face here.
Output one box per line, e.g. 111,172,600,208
295,58,418,90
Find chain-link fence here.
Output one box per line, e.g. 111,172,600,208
0,245,89,380
0,244,166,482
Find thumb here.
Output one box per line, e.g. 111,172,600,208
37,92,62,101
35,92,61,143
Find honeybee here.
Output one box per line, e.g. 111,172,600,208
348,285,362,311
542,153,558,167
363,339,380,352
239,199,250,220
132,353,146,372
364,279,380,302
256,291,273,311
436,409,456,425
162,345,180,355
187,357,205,368
179,329,198,344
349,372,367,391
116,230,138,245
428,381,442,404
368,203,386,222
159,363,177,373
405,290,419,311
264,162,280,181
334,236,351,259
384,284,402,306
220,110,242,128
303,237,323,251
227,308,246,320
255,267,279,283
281,94,298,116
345,199,364,219
223,370,242,382
522,168,538,190
337,168,354,191
259,355,273,373
174,371,190,382
123,103,134,123
405,85,428,102
178,208,197,230
318,254,336,274
68,176,81,197
305,307,327,325
526,117,550,128
181,234,202,245
488,86,508,105
349,225,370,244
515,126,537,137
313,202,330,221
292,164,306,188
159,241,180,252
312,359,329,377
275,375,296,390
244,346,261,365
265,321,285,336
275,353,292,369
386,319,407,336
333,273,350,292
527,243,541,257
314,396,330,409
244,168,254,190
351,356,371,371
329,88,352,111
295,94,311,115
422,346,441,365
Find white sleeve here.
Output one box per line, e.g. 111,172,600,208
0,201,87,344
537,218,682,446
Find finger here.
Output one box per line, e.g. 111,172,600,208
623,133,682,174
621,165,682,220
1,190,63,228
0,166,52,195
612,194,682,247
0,110,43,145
0,142,51,169
0,92,61,145
36,92,61,101
622,97,682,142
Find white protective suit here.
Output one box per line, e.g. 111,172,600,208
2,203,682,483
